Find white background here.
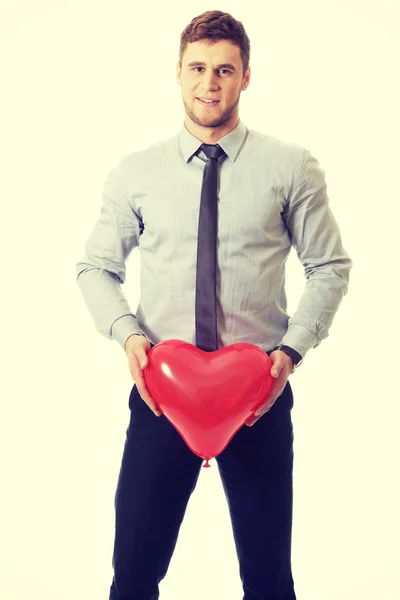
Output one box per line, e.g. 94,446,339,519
1,1,399,599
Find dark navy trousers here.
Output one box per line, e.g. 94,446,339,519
109,379,296,600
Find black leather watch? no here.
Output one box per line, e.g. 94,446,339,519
272,344,303,373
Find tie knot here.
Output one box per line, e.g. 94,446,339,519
200,143,225,161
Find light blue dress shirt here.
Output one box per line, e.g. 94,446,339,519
76,119,352,358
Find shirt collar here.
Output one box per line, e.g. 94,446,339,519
179,119,248,163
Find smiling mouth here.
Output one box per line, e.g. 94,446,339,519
197,97,220,105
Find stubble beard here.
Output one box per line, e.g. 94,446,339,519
183,93,241,129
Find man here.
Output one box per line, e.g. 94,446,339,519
76,10,352,600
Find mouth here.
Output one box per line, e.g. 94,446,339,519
196,97,220,106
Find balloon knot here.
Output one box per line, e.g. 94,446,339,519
203,459,211,468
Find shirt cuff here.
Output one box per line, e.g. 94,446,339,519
280,323,319,359
111,315,145,350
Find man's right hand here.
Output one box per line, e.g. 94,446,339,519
124,334,162,417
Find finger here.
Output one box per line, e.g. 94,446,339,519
271,350,294,378
136,365,161,415
255,386,285,415
246,404,272,426
129,357,161,416
254,403,272,417
137,382,162,417
128,353,142,384
135,373,161,415
254,391,277,416
270,359,283,378
137,347,149,369
270,349,291,378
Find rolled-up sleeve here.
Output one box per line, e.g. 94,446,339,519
76,164,144,349
280,149,353,357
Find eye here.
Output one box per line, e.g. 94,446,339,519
192,67,232,75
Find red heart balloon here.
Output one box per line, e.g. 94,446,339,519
143,340,273,466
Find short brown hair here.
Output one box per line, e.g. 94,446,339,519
179,10,250,77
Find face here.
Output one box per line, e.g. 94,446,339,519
176,39,250,139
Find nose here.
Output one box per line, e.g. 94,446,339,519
200,70,219,93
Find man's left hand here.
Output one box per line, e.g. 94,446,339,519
245,350,293,426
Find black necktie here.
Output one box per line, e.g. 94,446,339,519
195,143,226,352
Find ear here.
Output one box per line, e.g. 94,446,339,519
176,61,182,87
241,66,251,91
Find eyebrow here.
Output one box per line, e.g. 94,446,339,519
187,61,237,71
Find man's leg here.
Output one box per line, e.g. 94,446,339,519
109,384,203,600
216,382,296,600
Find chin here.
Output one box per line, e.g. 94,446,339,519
191,109,229,129
183,98,235,129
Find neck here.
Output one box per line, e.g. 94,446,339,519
184,115,239,144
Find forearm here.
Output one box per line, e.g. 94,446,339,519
281,256,352,356
76,267,144,349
